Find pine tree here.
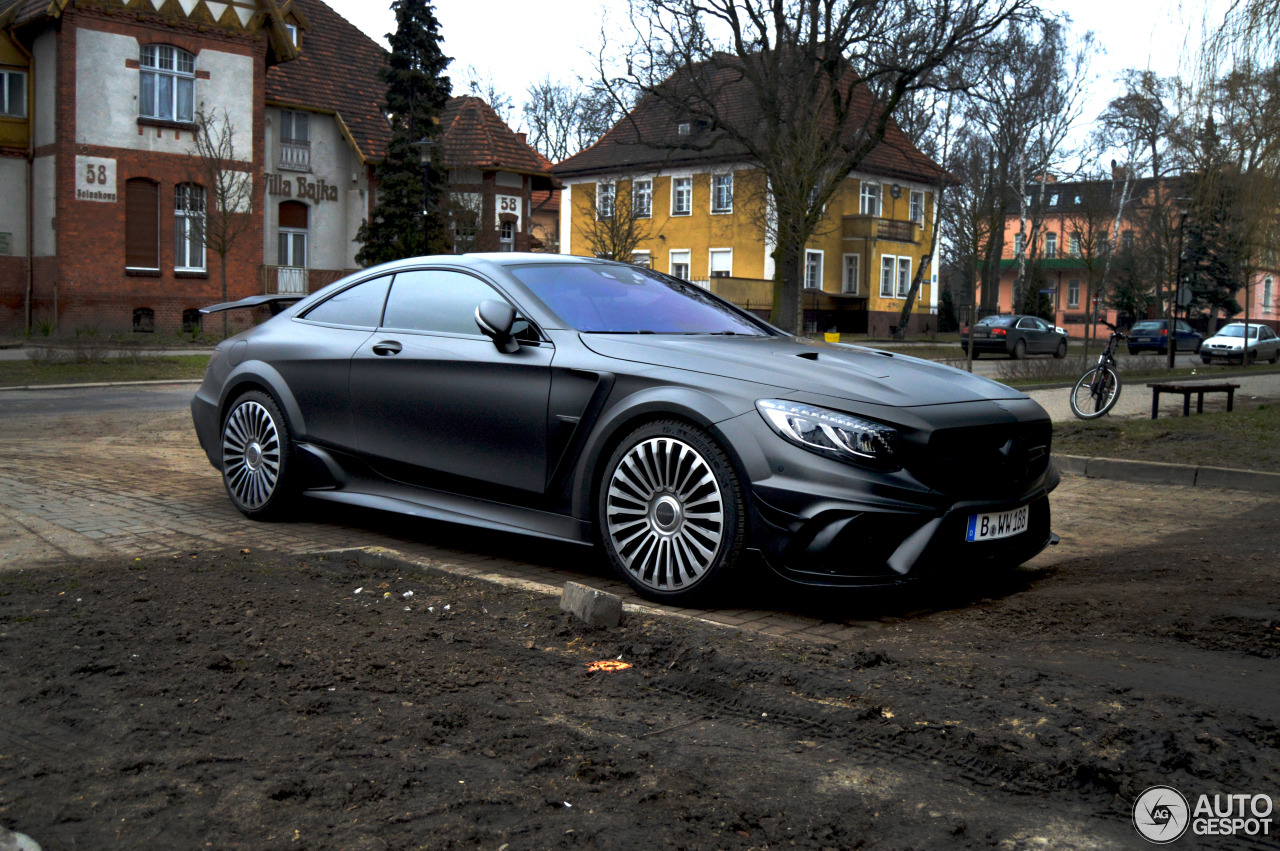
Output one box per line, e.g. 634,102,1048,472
1183,118,1245,326
355,0,452,266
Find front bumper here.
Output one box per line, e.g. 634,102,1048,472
716,401,1058,587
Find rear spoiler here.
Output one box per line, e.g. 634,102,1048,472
199,294,305,316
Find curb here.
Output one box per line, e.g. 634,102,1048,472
0,378,203,392
1056,455,1280,493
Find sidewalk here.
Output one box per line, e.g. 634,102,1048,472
1025,370,1280,422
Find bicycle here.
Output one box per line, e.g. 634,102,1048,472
1069,328,1128,419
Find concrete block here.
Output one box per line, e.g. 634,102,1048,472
561,581,623,628
1085,457,1197,486
1052,454,1089,476
1195,465,1280,493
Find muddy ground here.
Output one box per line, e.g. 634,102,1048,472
1,507,1278,850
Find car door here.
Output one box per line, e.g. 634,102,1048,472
1016,317,1047,353
1259,325,1279,360
348,268,553,494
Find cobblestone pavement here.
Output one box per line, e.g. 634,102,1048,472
1,384,1272,640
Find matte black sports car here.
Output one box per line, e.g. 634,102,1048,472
192,254,1058,603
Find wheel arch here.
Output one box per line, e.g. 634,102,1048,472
218,362,307,440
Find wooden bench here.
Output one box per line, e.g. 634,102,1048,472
1146,382,1240,419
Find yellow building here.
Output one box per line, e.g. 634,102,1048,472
553,100,946,335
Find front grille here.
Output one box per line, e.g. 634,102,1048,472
911,420,1051,498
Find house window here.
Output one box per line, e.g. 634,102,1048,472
1068,278,1080,308
842,254,860,294
712,174,733,213
125,178,159,271
909,190,924,225
278,200,308,267
1045,233,1057,258
1050,194,1059,206
672,177,692,215
0,70,27,118
669,249,690,281
709,248,732,278
451,206,478,253
1014,233,1024,256
804,250,823,290
632,179,652,217
1264,277,1273,310
596,181,615,219
499,220,515,251
279,110,310,171
631,251,650,268
285,23,299,45
895,257,911,298
860,182,881,216
139,45,195,123
174,183,205,272
879,255,895,297
1070,232,1081,257
676,122,690,136
1121,230,1134,251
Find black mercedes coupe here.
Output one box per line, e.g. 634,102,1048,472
192,254,1058,603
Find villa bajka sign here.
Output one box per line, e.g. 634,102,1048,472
265,172,339,203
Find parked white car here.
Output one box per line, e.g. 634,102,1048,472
1199,322,1280,364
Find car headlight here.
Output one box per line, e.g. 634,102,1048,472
756,399,898,467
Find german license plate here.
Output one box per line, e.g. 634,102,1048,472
965,505,1029,542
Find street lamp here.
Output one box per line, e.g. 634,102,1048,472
1169,197,1191,370
410,137,437,253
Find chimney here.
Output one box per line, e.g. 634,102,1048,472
1111,160,1126,182
517,131,527,145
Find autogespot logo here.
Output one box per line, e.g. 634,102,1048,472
1134,786,1190,844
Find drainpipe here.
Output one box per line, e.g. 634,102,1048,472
17,36,35,336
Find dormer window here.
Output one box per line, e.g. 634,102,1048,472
285,23,299,46
139,45,195,123
676,122,690,136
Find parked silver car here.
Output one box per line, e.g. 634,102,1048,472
1199,322,1280,364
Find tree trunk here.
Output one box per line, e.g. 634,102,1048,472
770,246,804,335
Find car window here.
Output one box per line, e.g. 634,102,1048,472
302,275,392,328
382,269,507,336
978,316,1014,327
1176,320,1192,331
1016,317,1036,329
1260,326,1276,340
507,263,767,335
1217,325,1257,339
1132,321,1162,332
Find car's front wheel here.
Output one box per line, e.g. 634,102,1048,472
221,390,295,520
598,420,745,603
1011,338,1026,359
1055,339,1068,359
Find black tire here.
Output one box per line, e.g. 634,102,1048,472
1011,338,1026,360
1247,350,1258,365
1270,350,1279,364
1201,357,1212,365
1069,366,1122,419
1054,339,1068,359
597,420,746,604
220,390,296,520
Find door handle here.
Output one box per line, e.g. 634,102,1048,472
371,340,402,356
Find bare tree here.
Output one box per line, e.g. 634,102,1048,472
190,107,255,337
577,178,658,262
522,77,621,163
461,65,514,124
602,0,1034,334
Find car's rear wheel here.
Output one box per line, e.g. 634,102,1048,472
221,390,295,520
598,421,745,603
1011,339,1026,359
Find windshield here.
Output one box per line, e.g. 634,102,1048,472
507,263,769,335
1217,325,1258,339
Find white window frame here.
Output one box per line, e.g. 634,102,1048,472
804,250,823,290
1044,232,1057,258
499,220,515,251
139,44,195,123
278,228,307,269
671,176,692,216
842,253,861,294
1069,233,1081,257
173,183,206,272
860,182,881,216
880,255,896,298
1014,233,1024,256
285,23,299,45
1264,276,1273,310
596,181,615,219
632,179,652,218
676,122,690,136
709,248,733,278
1067,278,1080,309
909,190,924,225
0,69,27,118
895,256,911,299
669,249,691,281
711,173,733,214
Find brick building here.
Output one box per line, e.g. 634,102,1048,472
0,0,559,337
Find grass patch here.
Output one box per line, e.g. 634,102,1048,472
1053,402,1280,472
0,354,209,387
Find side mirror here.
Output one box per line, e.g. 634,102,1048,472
475,299,520,354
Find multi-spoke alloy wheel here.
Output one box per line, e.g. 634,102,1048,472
221,392,293,518
600,422,744,601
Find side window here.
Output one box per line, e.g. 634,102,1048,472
302,275,391,328
382,269,507,336
1017,317,1035,330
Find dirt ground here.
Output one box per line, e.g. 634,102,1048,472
2,519,1278,849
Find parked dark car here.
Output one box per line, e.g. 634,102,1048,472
1126,319,1203,355
959,314,1068,359
192,255,1058,603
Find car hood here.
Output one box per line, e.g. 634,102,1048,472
579,334,1028,407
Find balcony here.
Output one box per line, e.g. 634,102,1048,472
261,265,309,295
841,215,920,243
278,141,310,172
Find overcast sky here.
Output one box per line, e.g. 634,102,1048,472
325,0,1221,142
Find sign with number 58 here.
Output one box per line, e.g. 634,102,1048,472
75,156,118,203
495,194,522,231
